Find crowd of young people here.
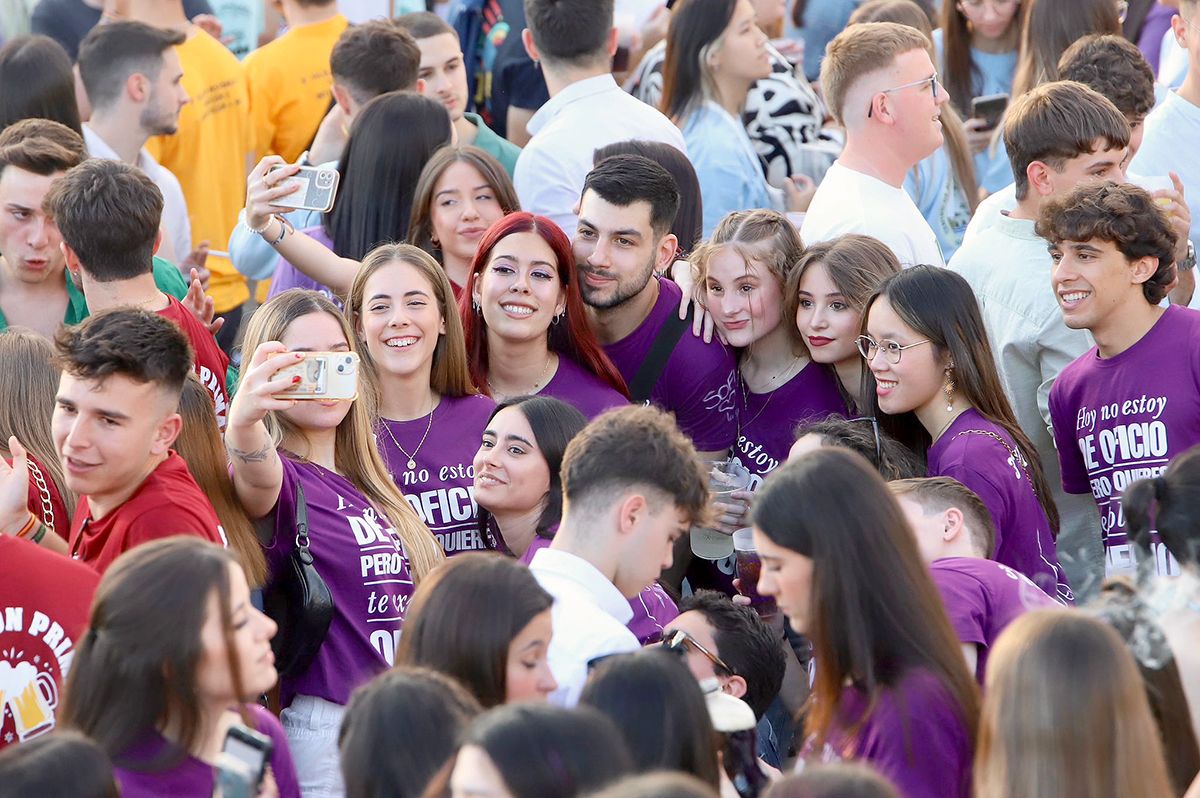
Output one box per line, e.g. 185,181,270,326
1,0,1199,796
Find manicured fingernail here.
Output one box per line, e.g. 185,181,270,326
292,376,302,383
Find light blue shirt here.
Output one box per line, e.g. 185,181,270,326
904,147,973,261
227,160,333,281
682,101,782,238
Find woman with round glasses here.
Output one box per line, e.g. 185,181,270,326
859,266,1071,603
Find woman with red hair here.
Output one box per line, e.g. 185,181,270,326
459,212,629,418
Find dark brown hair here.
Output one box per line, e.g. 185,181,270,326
938,0,1022,114
0,135,80,180
1002,81,1129,201
594,140,702,258
795,415,923,480
0,730,119,798
1011,0,1121,99
751,449,980,752
890,476,997,557
1124,445,1200,568
77,21,186,110
524,0,615,67
172,374,268,587
1058,34,1155,122
331,19,421,104
55,308,193,396
44,158,162,282
765,764,901,798
407,145,520,262
0,35,82,136
394,552,553,708
0,117,87,159
62,538,250,769
1036,181,1177,305
339,666,482,798
659,0,738,123
561,405,709,525
395,11,457,40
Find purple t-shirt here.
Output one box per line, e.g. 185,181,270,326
520,535,679,644
736,361,845,486
927,408,1072,604
266,456,416,707
541,355,629,419
1049,305,1200,577
603,278,738,452
806,669,973,798
115,704,300,798
930,557,1058,683
267,225,341,307
379,393,495,556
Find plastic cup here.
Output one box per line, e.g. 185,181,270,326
1129,175,1174,207
690,459,752,560
733,528,778,619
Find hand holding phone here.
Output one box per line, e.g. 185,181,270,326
216,724,273,798
272,352,360,401
970,93,1009,131
267,164,340,213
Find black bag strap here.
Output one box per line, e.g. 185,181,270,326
629,304,693,404
294,481,312,558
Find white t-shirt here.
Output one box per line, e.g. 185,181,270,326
801,161,944,267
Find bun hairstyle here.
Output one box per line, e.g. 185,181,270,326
1124,445,1200,569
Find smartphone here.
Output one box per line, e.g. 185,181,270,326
221,724,273,790
274,352,360,400
268,164,340,212
971,93,1009,130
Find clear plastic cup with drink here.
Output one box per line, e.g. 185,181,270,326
691,458,752,560
733,528,778,619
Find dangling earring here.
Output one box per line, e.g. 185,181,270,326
472,299,481,313
943,364,956,412
553,309,564,325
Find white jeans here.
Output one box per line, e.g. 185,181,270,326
280,695,346,798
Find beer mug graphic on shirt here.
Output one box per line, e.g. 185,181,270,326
0,660,58,741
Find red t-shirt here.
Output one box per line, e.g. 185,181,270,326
69,451,225,574
159,296,231,428
0,536,99,751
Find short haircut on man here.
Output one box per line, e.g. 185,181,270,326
1057,35,1155,122
676,589,786,720
394,10,457,40
0,135,81,180
77,21,186,111
524,0,614,66
44,159,162,282
819,21,932,126
582,154,681,238
890,476,996,557
1036,181,1178,306
0,117,87,161
561,405,708,524
1002,81,1129,202
330,20,421,105
55,308,193,397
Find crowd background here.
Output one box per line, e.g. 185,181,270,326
0,0,1199,796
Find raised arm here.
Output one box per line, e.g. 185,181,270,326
243,156,361,294
225,342,306,519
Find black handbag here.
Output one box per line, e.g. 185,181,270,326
263,482,335,679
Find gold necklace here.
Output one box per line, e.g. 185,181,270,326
489,354,555,398
382,401,436,470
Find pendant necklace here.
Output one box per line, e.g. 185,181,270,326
384,399,436,470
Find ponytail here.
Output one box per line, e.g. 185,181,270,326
1123,445,1200,568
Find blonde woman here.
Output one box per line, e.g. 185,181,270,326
226,289,444,797
976,610,1175,798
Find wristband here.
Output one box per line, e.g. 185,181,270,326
265,214,294,246
29,524,47,545
14,511,38,539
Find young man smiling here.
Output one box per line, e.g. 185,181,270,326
1043,181,1200,578
0,310,223,572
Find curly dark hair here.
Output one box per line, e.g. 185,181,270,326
1036,181,1177,305
1058,35,1155,122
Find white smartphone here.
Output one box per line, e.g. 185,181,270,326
274,352,359,400
268,164,340,213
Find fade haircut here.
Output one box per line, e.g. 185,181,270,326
890,476,996,558
819,21,932,125
55,308,193,396
330,20,421,105
524,0,614,67
1058,35,1155,122
1002,81,1129,201
1036,181,1177,306
582,155,681,238
561,405,708,525
676,590,786,720
395,11,457,40
44,159,162,282
77,21,185,111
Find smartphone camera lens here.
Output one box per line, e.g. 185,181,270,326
316,170,334,189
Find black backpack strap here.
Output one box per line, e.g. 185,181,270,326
628,304,693,404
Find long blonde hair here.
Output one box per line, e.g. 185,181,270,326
346,243,478,400
241,290,444,581
976,610,1174,798
173,373,268,587
0,328,75,517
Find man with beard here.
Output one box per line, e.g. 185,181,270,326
77,22,192,265
574,154,737,461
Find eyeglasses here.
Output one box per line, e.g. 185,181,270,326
867,73,941,118
661,629,734,675
848,416,884,464
855,334,932,364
